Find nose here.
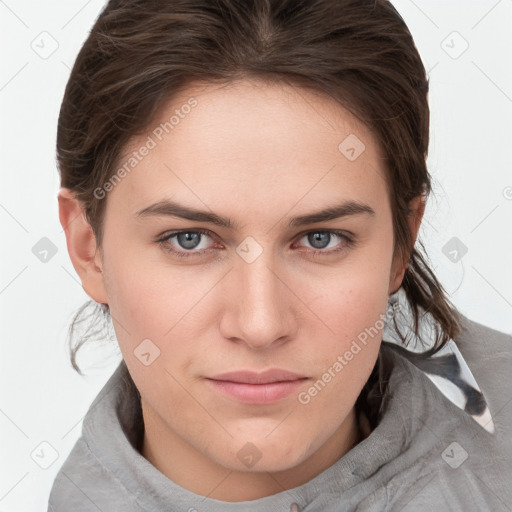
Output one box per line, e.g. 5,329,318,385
219,249,298,350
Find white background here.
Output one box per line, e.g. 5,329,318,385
1,0,511,510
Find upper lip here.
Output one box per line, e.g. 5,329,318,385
208,369,307,384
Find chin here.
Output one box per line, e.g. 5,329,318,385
213,434,310,474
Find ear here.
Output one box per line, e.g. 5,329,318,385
58,187,109,304
388,194,426,295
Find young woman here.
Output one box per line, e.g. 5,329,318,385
49,0,512,510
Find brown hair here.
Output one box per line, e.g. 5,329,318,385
58,0,462,382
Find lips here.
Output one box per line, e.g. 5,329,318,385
205,369,308,404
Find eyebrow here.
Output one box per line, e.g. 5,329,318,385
135,199,375,229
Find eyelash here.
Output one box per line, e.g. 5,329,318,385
156,228,356,259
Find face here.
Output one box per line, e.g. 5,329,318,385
77,78,408,495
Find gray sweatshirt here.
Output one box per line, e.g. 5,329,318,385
47,313,512,511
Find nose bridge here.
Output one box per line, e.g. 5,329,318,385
230,241,293,348
241,252,277,306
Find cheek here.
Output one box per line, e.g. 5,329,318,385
303,235,393,389
313,283,386,391
330,273,390,339
102,241,208,387
102,238,195,336
300,278,388,426
317,240,393,341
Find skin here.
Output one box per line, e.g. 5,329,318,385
59,78,425,502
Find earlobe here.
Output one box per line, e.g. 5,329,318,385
58,187,109,304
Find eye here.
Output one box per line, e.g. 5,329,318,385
156,228,355,259
157,229,217,258
293,230,355,256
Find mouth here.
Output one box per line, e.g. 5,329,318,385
205,369,309,404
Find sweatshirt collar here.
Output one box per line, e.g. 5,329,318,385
383,290,494,434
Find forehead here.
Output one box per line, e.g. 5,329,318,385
108,78,389,217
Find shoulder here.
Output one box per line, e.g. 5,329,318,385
455,311,512,354
375,314,512,510
47,431,138,511
454,312,512,433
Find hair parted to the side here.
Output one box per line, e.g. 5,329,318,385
58,0,462,377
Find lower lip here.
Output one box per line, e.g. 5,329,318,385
206,379,307,404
